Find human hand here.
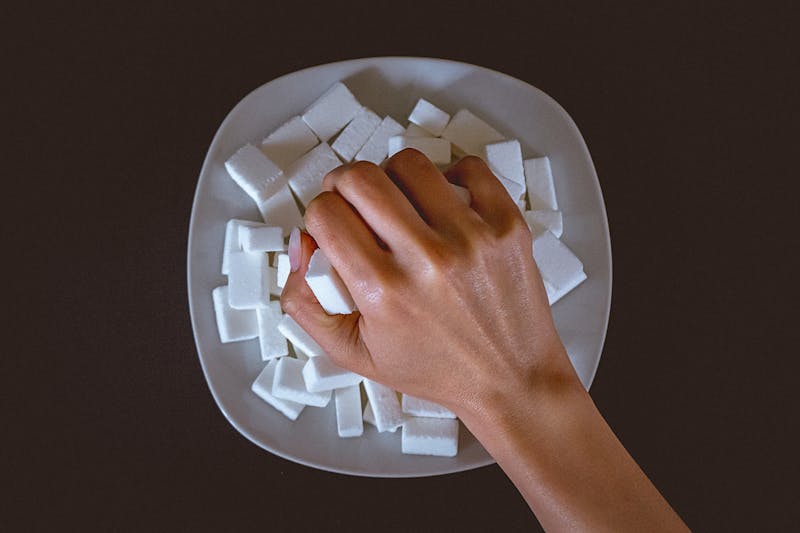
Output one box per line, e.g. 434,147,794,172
280,149,578,416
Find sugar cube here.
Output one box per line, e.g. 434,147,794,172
304,249,356,315
353,116,405,164
547,272,586,305
256,301,288,360
405,123,434,138
331,108,381,162
272,357,331,407
524,156,558,211
440,109,504,156
484,139,525,185
251,359,305,420
451,183,471,204
222,219,265,275
212,285,258,343
387,136,451,165
227,251,269,309
286,142,342,207
276,253,290,288
497,173,526,201
302,355,363,393
335,385,364,438
363,379,405,433
408,98,450,136
265,266,281,297
363,402,398,433
524,210,563,238
292,345,310,361
277,314,325,357
401,395,456,419
532,231,586,300
239,225,284,253
260,115,319,169
224,143,286,204
301,82,362,142
257,184,304,237
401,417,459,457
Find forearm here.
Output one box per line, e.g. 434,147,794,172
457,354,690,532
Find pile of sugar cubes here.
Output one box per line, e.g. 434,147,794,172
212,82,587,457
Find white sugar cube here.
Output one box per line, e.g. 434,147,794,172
292,345,309,361
484,139,525,185
408,98,450,136
277,314,325,357
227,251,269,309
532,231,586,301
257,184,304,237
524,210,563,238
272,357,331,407
354,116,405,164
524,156,558,211
256,301,288,360
224,144,286,204
363,379,405,433
286,142,341,207
251,359,305,420
387,136,451,165
212,286,258,343
305,249,356,315
222,219,265,275
239,225,284,253
405,123,434,138
440,109,504,156
547,272,586,305
543,279,556,303
301,82,362,142
260,115,319,169
497,174,526,201
363,402,398,432
266,266,281,296
276,253,290,288
401,417,459,457
335,385,364,438
302,355,363,393
451,183,471,204
401,395,456,419
331,108,381,162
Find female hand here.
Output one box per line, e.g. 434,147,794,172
280,149,579,416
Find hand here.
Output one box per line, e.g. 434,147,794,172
281,149,689,531
280,149,579,416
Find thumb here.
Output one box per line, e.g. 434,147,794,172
280,228,373,377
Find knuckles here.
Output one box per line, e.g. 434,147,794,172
453,155,490,174
303,191,341,231
323,160,381,192
385,147,430,173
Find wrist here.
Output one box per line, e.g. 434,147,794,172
455,346,588,448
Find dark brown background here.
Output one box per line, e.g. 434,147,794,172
5,1,798,531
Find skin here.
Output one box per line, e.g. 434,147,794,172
281,149,690,532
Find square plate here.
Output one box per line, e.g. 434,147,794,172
187,57,612,477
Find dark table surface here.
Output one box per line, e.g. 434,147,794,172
6,2,797,531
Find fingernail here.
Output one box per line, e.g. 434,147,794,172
288,227,301,272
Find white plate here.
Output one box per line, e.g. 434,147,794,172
187,57,612,477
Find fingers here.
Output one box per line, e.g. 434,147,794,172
443,156,522,232
280,230,373,377
304,191,392,292
322,161,437,251
382,148,475,229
